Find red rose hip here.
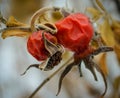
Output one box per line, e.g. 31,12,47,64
55,13,93,54
27,31,57,61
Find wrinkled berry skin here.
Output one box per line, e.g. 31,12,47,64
27,31,57,61
55,13,93,54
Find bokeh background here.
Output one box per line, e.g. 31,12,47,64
0,0,120,98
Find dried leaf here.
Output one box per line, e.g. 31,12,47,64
113,76,120,91
111,20,120,44
86,7,102,21
2,28,31,39
95,0,106,12
39,11,63,23
6,16,27,27
114,44,120,63
99,19,115,46
99,53,108,75
111,76,120,98
112,20,120,29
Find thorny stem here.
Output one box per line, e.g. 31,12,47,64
30,7,60,32
28,56,73,98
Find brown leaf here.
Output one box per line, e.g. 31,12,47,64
2,28,31,39
111,20,120,44
114,44,120,63
112,20,120,29
99,19,115,46
86,7,102,21
51,11,63,22
6,16,27,27
39,11,63,24
113,76,120,91
98,53,108,75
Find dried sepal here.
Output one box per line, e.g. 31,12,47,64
56,62,76,96
42,32,63,56
83,55,107,96
35,22,57,34
21,64,40,76
91,46,113,55
41,32,63,70
83,56,98,81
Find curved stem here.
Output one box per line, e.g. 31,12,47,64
30,7,60,32
28,56,73,98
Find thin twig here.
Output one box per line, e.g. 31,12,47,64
28,56,73,98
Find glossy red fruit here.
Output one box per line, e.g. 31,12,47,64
55,13,93,54
27,31,57,61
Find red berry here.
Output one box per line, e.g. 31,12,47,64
27,31,57,61
55,13,93,54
